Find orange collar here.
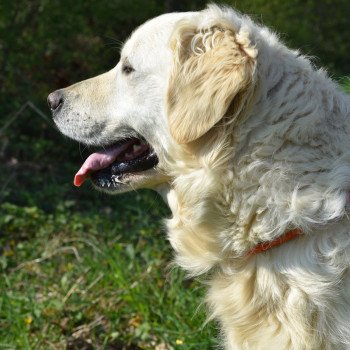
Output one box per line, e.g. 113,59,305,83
246,228,302,257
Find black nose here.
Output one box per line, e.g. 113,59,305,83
47,90,64,111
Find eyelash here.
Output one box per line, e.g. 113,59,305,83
122,64,135,74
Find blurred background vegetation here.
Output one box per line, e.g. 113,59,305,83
0,1,349,349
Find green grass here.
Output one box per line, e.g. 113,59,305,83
0,108,217,349
342,77,350,93
0,195,217,349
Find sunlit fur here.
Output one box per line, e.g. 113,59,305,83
164,5,350,350
167,18,257,143
53,5,350,349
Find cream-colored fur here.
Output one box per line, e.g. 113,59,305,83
52,5,350,349
168,19,257,143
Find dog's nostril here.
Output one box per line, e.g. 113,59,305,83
47,90,64,111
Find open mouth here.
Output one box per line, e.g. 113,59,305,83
74,138,159,190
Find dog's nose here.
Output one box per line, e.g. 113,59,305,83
47,90,64,111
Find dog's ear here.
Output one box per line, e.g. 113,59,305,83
167,20,257,144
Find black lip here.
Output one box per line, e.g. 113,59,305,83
111,150,158,175
91,150,158,189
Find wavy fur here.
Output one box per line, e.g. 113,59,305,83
53,4,350,349
165,5,350,349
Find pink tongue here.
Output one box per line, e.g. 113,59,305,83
74,140,134,187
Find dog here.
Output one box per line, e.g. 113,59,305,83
48,5,350,349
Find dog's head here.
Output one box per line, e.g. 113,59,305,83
48,6,257,194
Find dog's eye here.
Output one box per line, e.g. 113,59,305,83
122,64,135,75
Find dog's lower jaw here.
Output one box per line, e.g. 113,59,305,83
90,169,169,195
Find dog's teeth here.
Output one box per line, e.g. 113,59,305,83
112,175,123,184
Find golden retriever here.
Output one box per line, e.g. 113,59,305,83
48,5,350,349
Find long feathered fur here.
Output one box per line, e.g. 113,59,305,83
53,4,350,348
165,5,350,349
